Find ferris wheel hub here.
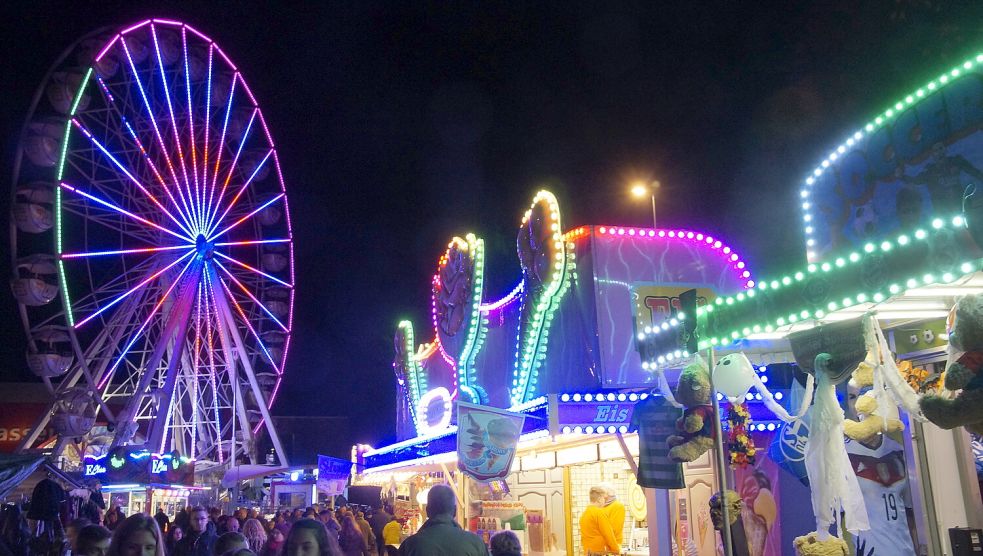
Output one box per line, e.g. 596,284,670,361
195,234,215,259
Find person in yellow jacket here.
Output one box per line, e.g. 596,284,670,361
600,484,626,546
382,516,403,547
580,487,620,555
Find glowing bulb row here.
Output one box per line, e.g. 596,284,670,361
642,220,978,368
511,191,573,405
593,226,754,289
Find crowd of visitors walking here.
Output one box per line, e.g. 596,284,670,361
2,483,523,556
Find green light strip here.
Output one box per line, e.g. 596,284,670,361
639,216,979,368
54,67,93,327
457,234,486,390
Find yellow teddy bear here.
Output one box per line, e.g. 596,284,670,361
843,393,904,443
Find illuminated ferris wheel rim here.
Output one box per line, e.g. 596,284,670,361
11,17,294,465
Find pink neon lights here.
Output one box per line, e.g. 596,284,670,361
95,34,120,62
214,260,288,332
72,117,194,237
62,244,190,259
591,225,754,289
210,193,285,240
60,182,192,242
214,251,292,289
74,250,195,329
99,255,197,388
121,19,152,35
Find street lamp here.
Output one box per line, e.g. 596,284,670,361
630,180,660,229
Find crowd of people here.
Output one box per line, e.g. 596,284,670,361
31,484,521,556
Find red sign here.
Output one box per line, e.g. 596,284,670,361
0,403,51,453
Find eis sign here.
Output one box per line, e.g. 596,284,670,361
556,400,634,429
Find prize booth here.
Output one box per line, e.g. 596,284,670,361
355,50,983,556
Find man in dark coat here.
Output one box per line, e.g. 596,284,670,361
368,506,392,555
398,485,487,556
171,506,217,556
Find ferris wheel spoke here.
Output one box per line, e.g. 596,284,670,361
74,249,195,329
213,260,288,332
201,268,225,464
120,35,199,235
151,24,198,229
215,274,282,371
90,75,198,234
214,238,290,248
62,244,191,259
180,27,201,213
205,75,238,237
207,148,272,235
99,253,197,389
205,107,257,233
200,45,214,208
209,193,284,241
60,182,193,243
212,251,291,288
70,119,195,237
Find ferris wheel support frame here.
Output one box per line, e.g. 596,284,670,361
208,263,287,467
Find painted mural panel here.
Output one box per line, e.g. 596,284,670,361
801,66,983,263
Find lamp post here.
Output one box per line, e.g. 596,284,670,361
631,180,660,229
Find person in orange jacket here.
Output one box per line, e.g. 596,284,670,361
600,484,626,547
579,486,619,555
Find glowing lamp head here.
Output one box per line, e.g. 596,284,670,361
630,183,648,198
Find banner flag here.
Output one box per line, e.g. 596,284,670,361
456,402,525,481
317,454,351,496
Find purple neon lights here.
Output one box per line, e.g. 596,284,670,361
587,225,755,289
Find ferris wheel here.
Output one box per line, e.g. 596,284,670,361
10,18,292,470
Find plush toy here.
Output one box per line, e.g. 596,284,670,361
792,532,848,556
843,393,905,443
849,361,874,389
708,490,742,529
667,358,715,462
920,294,983,435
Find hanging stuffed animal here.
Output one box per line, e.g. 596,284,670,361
667,357,715,462
843,392,904,443
919,294,983,435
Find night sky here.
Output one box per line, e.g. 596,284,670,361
2,2,982,452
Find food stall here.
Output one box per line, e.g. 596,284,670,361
355,189,755,555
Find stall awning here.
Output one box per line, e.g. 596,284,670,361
220,464,287,487
0,454,46,499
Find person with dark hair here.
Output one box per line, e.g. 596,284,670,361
107,514,164,556
165,525,184,554
67,517,92,551
397,484,487,555
367,507,391,556
215,532,249,555
152,508,169,537
317,510,340,540
172,506,217,556
285,518,342,556
76,524,112,556
489,530,521,556
337,515,367,556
